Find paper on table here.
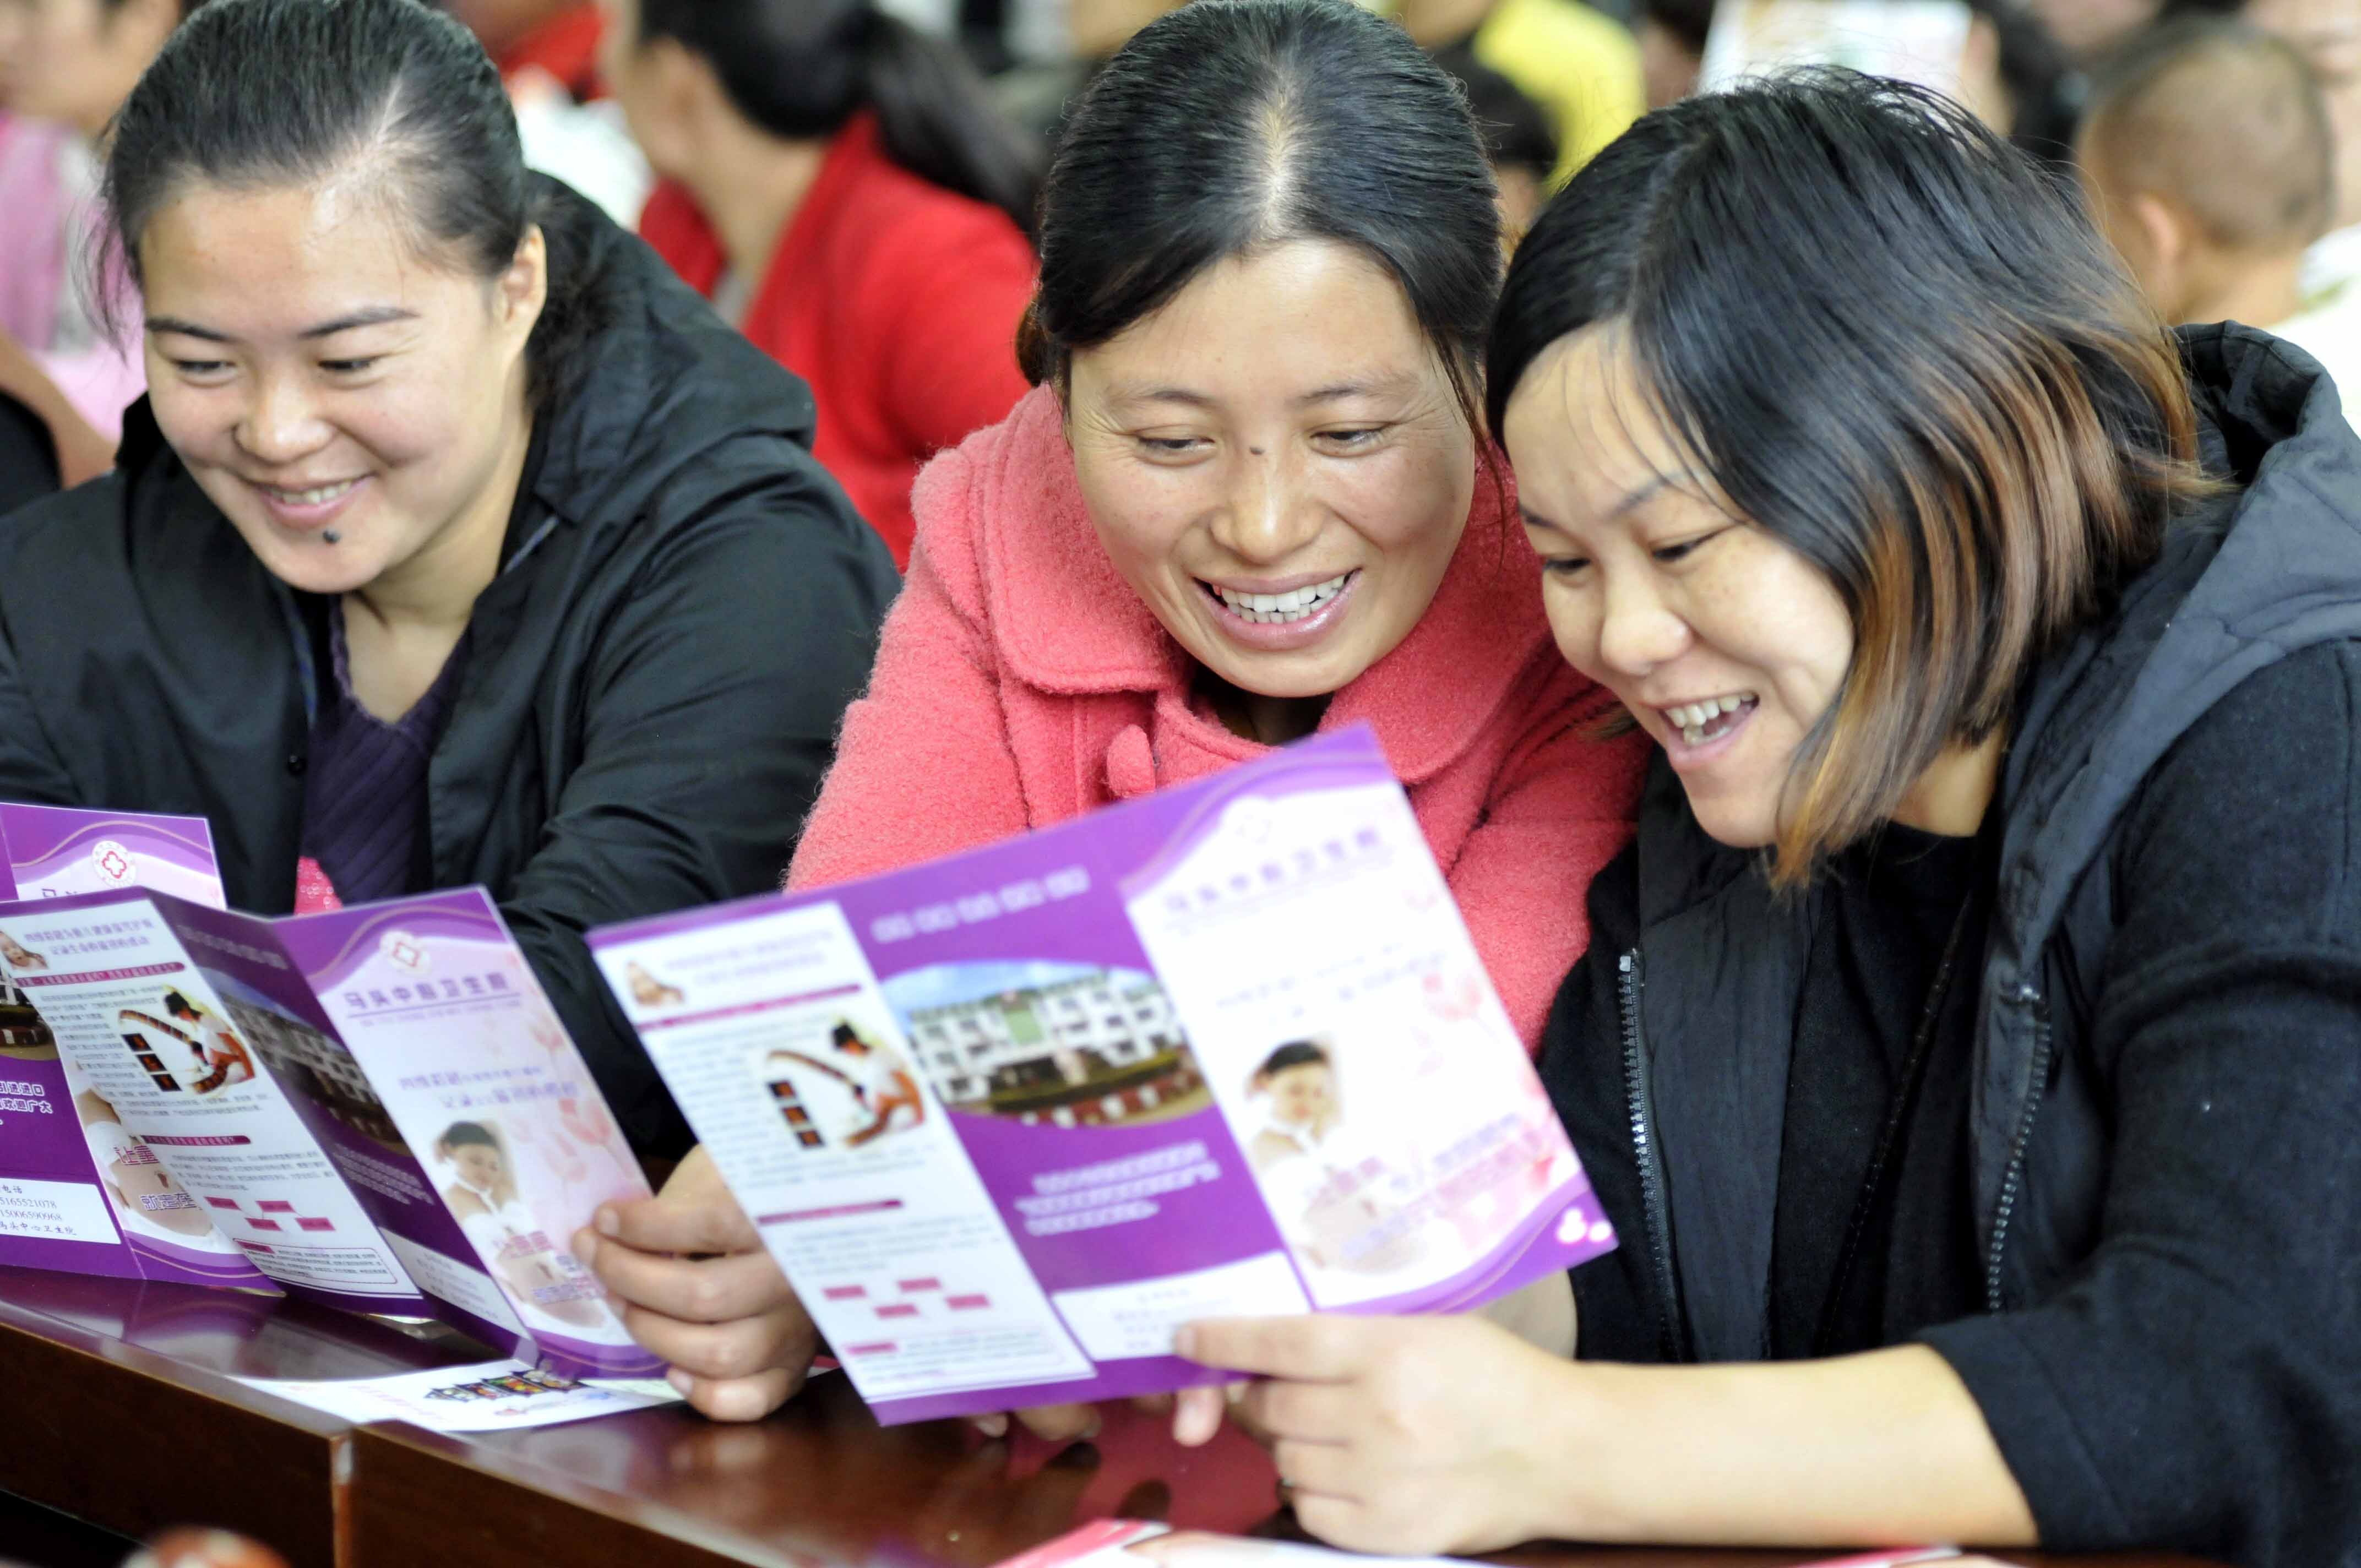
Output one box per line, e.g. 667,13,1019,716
997,1525,1979,1568
234,1358,683,1431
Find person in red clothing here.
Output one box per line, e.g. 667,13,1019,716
450,0,608,99
575,0,1647,1428
602,0,1041,563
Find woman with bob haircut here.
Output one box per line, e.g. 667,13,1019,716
576,0,1646,1423
0,0,899,1157
1168,74,2361,1565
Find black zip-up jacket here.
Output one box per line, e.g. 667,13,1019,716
0,178,901,1157
1542,325,2361,1566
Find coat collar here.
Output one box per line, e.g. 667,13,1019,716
969,386,1557,785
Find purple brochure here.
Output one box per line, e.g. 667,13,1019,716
144,893,530,1355
0,810,260,1287
276,890,664,1380
0,950,276,1292
0,804,227,907
589,726,1617,1424
0,889,425,1314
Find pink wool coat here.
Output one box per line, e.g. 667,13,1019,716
787,388,1648,1047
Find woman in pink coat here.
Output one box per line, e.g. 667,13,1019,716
579,0,1646,1425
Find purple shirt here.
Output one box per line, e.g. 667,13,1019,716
295,603,472,909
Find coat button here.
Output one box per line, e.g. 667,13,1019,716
286,752,307,776
1105,726,1155,799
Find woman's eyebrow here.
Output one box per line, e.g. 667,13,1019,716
144,305,419,343
298,306,419,340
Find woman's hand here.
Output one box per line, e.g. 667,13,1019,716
1172,1313,1583,1555
573,1144,820,1420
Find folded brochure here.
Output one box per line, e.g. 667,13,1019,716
0,808,662,1380
590,726,1617,1424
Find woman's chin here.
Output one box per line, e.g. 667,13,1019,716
1685,793,1780,853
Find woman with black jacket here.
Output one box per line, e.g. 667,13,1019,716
0,0,901,1157
1172,75,2361,1566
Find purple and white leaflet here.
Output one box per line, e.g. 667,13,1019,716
0,803,227,907
590,727,1617,1424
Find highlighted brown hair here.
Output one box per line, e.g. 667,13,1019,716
1489,72,2218,886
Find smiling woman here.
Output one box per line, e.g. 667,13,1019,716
1165,72,2361,1568
0,0,900,1156
575,0,1649,1427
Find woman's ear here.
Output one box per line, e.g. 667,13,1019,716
498,225,550,348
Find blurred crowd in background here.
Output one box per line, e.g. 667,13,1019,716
1,0,2355,528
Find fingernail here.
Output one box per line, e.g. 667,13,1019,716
972,1413,1008,1438
1172,1325,1198,1360
572,1229,598,1265
666,1367,694,1397
596,1206,621,1238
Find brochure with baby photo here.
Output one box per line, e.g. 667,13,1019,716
0,870,662,1382
587,726,1616,1425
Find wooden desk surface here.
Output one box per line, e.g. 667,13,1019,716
0,1265,461,1567
0,1268,2222,1568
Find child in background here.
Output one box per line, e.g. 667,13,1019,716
2077,17,2360,429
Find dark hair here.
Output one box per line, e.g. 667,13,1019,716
1432,42,1560,183
1019,0,1502,452
1975,0,2083,166
2081,17,2333,251
1489,72,2212,885
1256,1041,1330,1077
161,991,192,1015
1633,0,1713,57
102,0,601,404
439,1120,499,1151
634,0,1040,238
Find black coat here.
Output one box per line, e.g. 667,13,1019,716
1543,324,2361,1566
0,179,901,1156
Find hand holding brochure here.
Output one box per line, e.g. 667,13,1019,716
0,807,662,1380
589,727,1616,1424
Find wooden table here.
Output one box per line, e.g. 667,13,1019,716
0,1268,2221,1568
0,1266,458,1566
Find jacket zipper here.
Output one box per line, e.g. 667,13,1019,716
1617,948,1685,1362
1983,991,2052,1313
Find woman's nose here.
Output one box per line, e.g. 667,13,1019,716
1595,573,1691,676
236,374,332,467
1209,450,1323,565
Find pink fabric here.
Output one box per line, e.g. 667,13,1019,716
788,387,1650,1049
0,115,70,353
293,856,342,914
0,113,144,440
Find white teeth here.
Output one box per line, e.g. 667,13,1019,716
1664,694,1756,746
265,479,357,506
1211,574,1350,623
